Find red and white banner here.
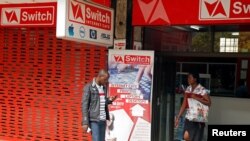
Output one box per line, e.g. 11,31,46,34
107,49,154,141
132,0,250,26
0,3,57,27
56,0,114,46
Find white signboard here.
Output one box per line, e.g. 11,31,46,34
114,39,142,50
108,49,154,141
114,39,126,50
56,0,114,46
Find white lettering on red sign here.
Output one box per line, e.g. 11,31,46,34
233,2,250,14
124,55,150,65
22,10,52,22
126,99,148,104
86,7,110,24
200,0,250,20
85,5,111,30
69,0,112,30
1,6,54,25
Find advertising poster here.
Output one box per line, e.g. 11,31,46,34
107,49,154,141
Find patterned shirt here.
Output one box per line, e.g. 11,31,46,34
94,80,106,121
184,84,208,121
185,84,207,96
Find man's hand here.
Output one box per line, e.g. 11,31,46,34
109,95,117,102
82,125,88,132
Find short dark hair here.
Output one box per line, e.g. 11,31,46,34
97,69,109,77
188,71,200,83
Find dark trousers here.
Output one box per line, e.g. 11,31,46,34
183,119,205,141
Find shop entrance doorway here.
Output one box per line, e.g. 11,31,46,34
151,53,176,141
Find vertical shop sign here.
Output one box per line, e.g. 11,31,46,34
56,0,114,46
107,49,154,141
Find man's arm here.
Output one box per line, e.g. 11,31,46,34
82,84,91,130
191,93,211,107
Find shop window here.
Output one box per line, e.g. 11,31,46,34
176,62,236,97
182,63,207,74
238,32,250,52
209,64,236,96
190,28,250,53
191,32,211,52
145,25,250,53
215,31,250,53
219,38,238,52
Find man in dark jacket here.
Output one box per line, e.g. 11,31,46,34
82,69,116,141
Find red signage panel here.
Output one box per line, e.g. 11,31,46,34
68,0,112,30
85,4,112,30
0,2,57,27
132,0,250,26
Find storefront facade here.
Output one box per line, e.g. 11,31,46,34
0,0,110,140
132,0,250,140
1,0,250,141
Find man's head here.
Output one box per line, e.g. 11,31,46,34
96,69,109,86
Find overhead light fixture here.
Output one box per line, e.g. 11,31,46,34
190,25,200,30
232,32,239,36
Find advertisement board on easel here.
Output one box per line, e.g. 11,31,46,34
107,49,154,141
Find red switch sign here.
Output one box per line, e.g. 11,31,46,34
1,2,57,27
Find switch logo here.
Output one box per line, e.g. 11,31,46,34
2,9,20,24
69,0,85,24
68,0,113,30
137,0,170,24
200,0,250,20
113,55,124,63
1,6,55,26
5,10,19,23
200,0,230,19
111,55,150,65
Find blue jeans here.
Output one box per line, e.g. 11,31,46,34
90,121,106,141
